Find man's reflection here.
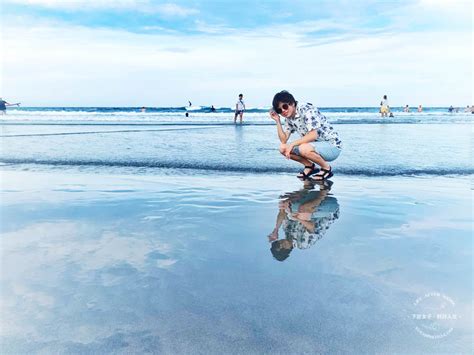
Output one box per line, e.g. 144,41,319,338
268,181,340,261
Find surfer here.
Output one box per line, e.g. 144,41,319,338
269,90,342,181
234,94,245,124
0,98,20,115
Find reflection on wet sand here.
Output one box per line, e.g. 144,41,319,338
268,181,340,261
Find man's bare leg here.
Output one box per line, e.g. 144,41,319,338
301,150,330,169
284,153,315,177
299,150,333,180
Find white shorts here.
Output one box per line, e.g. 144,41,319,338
292,141,342,162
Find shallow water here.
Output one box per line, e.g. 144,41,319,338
0,170,471,353
1,112,472,353
1,123,472,176
5,106,473,125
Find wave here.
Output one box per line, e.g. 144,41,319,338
4,107,472,125
7,106,474,115
1,158,472,176
2,114,474,126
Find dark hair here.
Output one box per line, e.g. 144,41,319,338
383,95,387,99
270,240,293,262
239,93,243,97
272,90,297,112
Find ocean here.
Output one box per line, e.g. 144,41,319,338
0,107,472,353
1,106,472,176
4,105,472,125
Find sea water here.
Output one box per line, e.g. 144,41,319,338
1,107,472,176
0,108,472,353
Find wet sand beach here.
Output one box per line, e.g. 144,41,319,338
1,169,471,353
1,111,472,353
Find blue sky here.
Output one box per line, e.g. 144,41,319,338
1,0,472,106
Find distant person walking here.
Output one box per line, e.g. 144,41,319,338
403,105,410,113
380,95,389,117
234,93,245,124
418,104,423,112
0,98,20,114
269,90,342,181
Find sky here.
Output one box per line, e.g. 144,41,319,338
1,0,472,107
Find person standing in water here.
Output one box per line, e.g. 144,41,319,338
0,98,20,115
418,104,423,112
269,90,342,181
380,95,389,117
234,93,245,124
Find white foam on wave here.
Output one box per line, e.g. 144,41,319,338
3,108,472,125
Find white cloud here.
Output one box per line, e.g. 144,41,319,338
6,0,143,9
157,3,198,17
4,0,199,16
1,221,176,275
418,0,471,10
405,0,472,23
376,217,472,239
1,17,471,106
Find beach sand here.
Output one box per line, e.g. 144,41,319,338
1,169,471,353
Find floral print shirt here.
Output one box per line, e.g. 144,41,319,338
284,103,342,149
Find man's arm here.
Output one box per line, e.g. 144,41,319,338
269,109,290,143
279,129,318,159
268,206,288,241
287,129,318,148
276,121,291,143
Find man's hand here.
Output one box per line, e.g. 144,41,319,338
267,229,279,242
269,109,280,122
280,143,295,159
278,199,291,211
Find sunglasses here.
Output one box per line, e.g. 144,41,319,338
275,103,290,114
